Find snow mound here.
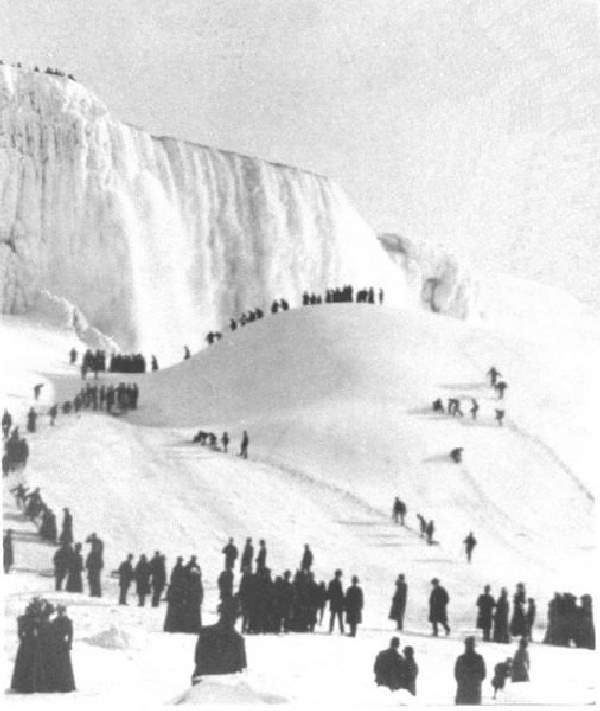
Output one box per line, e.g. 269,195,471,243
81,624,146,651
173,678,288,705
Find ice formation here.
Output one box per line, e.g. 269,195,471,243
0,66,473,361
377,233,478,319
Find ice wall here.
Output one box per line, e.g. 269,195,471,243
1,66,419,361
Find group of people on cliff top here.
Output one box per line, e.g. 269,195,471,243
0,60,75,80
303,285,384,305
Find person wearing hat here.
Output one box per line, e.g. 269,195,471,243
373,636,404,690
345,575,364,637
454,636,486,704
51,604,75,692
240,538,253,573
429,578,450,636
327,569,345,634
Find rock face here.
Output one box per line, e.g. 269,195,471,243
1,66,412,359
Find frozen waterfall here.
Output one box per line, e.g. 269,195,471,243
0,65,472,363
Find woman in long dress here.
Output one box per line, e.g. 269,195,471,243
50,604,76,692
512,637,530,682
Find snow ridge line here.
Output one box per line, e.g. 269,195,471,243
251,451,424,541
507,421,595,504
457,342,595,504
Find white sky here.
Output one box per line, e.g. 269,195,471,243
2,0,599,306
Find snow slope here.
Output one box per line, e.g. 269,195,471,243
2,279,597,705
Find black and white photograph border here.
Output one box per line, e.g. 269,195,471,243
1,1,598,707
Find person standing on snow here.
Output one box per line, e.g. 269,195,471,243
429,578,450,636
454,636,486,705
487,367,501,387
476,585,496,642
495,380,508,399
345,575,364,637
118,554,134,605
239,431,249,459
389,574,407,631
328,569,345,634
464,532,477,562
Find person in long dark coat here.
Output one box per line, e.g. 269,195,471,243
510,583,527,638
192,595,246,679
11,602,47,693
54,543,72,591
46,510,57,543
240,537,253,573
511,638,530,682
118,554,134,605
389,574,407,631
50,605,75,692
256,539,267,571
454,636,486,705
218,568,234,600
59,508,73,545
66,543,83,592
493,588,510,643
164,556,186,632
374,636,404,690
222,538,238,569
150,551,166,606
526,598,536,642
328,569,345,634
301,544,313,572
4,528,14,573
183,566,203,632
27,407,37,433
401,646,419,695
135,554,151,606
476,585,496,642
429,578,450,636
239,430,249,458
345,575,364,637
85,549,102,597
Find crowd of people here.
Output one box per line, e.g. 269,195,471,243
302,285,384,305
109,353,146,374
7,482,105,598
0,60,76,80
192,429,247,458
61,382,139,414
543,593,595,648
228,308,265,331
10,598,75,693
118,552,167,608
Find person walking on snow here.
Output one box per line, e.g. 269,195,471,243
464,532,477,563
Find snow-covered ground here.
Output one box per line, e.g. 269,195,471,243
2,282,598,706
